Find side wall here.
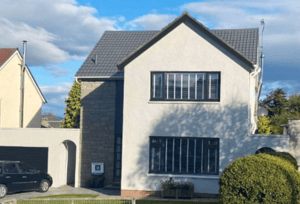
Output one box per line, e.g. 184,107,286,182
0,54,22,128
23,69,43,128
121,21,285,196
79,81,116,186
0,128,80,187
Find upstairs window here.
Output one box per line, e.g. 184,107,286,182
151,72,220,101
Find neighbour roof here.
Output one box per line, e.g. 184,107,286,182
76,13,259,78
0,48,17,67
0,48,47,103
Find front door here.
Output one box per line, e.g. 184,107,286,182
114,134,122,182
114,81,123,182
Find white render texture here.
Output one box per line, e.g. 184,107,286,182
0,128,80,187
0,52,44,128
121,21,288,194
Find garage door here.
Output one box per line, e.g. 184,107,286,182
0,146,48,173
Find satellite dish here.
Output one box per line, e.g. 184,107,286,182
257,106,268,117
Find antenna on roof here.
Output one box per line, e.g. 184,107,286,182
260,19,265,53
259,20,265,84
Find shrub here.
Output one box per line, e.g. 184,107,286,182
277,152,299,170
219,154,300,203
256,154,300,203
257,151,298,170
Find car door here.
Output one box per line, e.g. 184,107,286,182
2,163,24,192
17,163,40,190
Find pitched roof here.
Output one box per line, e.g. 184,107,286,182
0,48,47,103
76,31,158,77
0,48,17,67
76,13,259,78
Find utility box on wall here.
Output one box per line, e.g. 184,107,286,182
91,162,104,176
91,162,105,188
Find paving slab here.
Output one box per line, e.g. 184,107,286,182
0,185,120,202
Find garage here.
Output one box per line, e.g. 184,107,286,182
0,146,48,173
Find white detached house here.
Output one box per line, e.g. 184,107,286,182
75,12,289,197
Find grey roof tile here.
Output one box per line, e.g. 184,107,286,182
76,28,259,77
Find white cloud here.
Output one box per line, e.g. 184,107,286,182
260,80,300,99
45,65,72,78
181,0,300,66
40,82,73,117
40,82,72,95
0,0,119,66
126,14,177,30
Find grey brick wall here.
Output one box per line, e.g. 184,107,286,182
79,81,116,187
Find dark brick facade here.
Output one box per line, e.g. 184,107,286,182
78,81,116,186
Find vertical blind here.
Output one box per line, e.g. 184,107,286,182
152,72,220,101
149,137,219,175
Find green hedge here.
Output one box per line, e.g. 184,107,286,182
219,154,300,203
269,152,298,170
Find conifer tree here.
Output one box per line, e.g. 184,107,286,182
61,81,81,128
257,116,271,135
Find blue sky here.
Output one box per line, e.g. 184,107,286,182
0,0,299,117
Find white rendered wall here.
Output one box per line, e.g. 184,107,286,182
0,128,80,187
121,21,288,194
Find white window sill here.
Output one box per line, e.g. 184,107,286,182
148,101,220,104
147,173,220,180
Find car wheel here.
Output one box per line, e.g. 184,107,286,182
0,184,7,198
39,180,50,192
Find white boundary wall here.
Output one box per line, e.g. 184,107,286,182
0,128,80,187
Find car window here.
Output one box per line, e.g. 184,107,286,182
18,163,36,174
0,165,2,174
3,163,19,174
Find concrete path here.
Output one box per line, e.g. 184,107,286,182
0,185,120,202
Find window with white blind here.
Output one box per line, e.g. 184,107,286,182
151,72,220,101
149,137,219,175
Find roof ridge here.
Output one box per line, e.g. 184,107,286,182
104,30,160,32
0,48,17,50
212,28,259,31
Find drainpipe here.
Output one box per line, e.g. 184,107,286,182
19,41,27,128
248,64,261,134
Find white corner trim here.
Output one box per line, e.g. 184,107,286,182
0,50,22,72
147,173,220,180
24,66,47,103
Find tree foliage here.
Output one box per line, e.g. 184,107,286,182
258,88,300,134
257,116,271,135
61,81,81,128
260,88,288,116
42,112,58,121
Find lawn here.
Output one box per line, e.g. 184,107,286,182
19,201,217,204
19,194,218,204
33,194,99,198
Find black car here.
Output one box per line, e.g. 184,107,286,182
0,161,53,198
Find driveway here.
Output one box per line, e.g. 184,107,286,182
0,185,120,202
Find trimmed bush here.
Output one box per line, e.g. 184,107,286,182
256,150,298,170
219,154,300,203
273,152,298,170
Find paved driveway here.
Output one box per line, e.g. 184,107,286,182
0,186,120,202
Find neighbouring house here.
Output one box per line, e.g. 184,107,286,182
0,48,46,128
41,120,63,128
75,12,290,196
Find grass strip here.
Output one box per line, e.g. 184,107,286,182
33,194,99,198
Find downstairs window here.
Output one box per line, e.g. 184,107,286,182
149,137,219,175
